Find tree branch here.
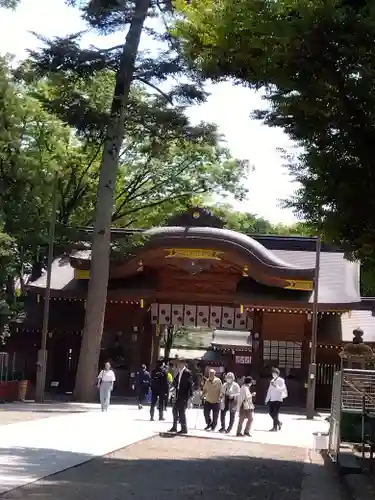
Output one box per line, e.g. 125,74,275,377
112,190,205,222
135,77,173,103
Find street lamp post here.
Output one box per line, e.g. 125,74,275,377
35,177,58,403
306,235,321,419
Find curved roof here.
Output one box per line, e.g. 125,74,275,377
140,226,315,281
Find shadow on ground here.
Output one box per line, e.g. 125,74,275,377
1,435,311,500
0,446,93,494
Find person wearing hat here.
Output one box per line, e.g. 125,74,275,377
168,357,193,434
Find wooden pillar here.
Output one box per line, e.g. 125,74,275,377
252,309,263,376
149,324,161,369
302,315,312,380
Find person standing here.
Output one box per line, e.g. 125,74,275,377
219,372,240,433
202,369,222,431
136,364,151,409
168,358,193,434
97,362,116,412
236,376,255,437
265,367,288,431
150,360,169,421
166,369,173,408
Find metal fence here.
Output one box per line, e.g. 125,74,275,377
328,369,375,464
328,370,342,462
342,369,375,412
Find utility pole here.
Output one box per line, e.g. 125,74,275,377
35,177,58,403
306,235,321,419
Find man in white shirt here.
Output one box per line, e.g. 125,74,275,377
265,367,288,431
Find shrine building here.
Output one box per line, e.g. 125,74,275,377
8,208,375,408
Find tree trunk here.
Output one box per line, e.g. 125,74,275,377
163,328,174,361
73,0,150,402
5,276,15,305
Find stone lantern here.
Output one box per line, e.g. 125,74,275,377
339,327,375,370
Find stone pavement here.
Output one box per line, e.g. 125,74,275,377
0,402,91,427
0,403,331,495
2,436,346,500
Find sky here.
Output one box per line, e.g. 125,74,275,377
0,0,299,224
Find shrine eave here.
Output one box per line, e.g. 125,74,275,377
69,226,316,284
27,286,360,312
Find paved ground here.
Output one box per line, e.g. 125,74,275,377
1,437,315,500
0,411,52,426
0,402,91,427
0,403,344,498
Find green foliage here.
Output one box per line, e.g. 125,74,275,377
175,0,375,263
110,233,150,259
210,204,312,235
21,69,249,228
0,0,20,8
162,325,201,360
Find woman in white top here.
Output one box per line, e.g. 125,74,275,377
97,362,116,412
265,367,288,431
236,376,255,437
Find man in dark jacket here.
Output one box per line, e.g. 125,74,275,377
150,360,169,421
136,364,151,409
168,358,193,434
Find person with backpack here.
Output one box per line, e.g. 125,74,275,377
150,360,169,421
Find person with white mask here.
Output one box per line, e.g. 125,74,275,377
218,372,240,434
265,367,288,431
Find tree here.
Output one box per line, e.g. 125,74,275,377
28,0,244,401
0,0,20,8
0,56,100,283
24,71,249,228
176,1,375,261
161,325,210,361
209,204,312,236
162,326,190,361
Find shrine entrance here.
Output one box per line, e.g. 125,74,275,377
151,303,256,380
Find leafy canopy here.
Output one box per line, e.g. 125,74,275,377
175,0,375,261
0,0,20,8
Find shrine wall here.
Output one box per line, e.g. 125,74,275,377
262,312,305,341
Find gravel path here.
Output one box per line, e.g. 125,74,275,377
2,435,306,500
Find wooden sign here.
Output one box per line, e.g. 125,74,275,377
235,355,252,364
284,280,313,291
165,248,222,260
74,269,90,280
